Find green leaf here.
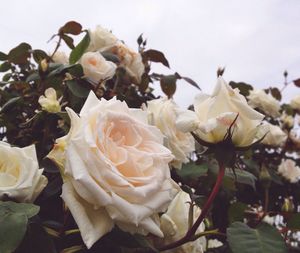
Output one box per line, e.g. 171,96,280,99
143,49,170,68
32,49,49,63
229,81,253,97
226,168,257,189
8,42,32,64
59,21,82,35
0,61,11,72
228,202,247,224
227,222,288,253
177,162,208,180
287,213,300,229
101,52,120,64
181,76,201,90
2,73,11,82
69,32,90,64
0,213,27,253
26,72,40,82
160,75,177,98
62,34,75,49
66,79,90,98
269,87,281,101
0,201,40,218
0,51,8,61
0,96,21,113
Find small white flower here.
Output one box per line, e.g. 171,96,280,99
258,122,287,147
79,52,116,84
247,89,280,118
290,94,300,110
38,88,61,113
278,159,300,183
207,239,223,249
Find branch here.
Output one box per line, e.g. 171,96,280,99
159,161,226,251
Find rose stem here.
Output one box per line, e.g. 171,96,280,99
159,162,226,252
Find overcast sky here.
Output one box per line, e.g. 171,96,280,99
1,0,300,107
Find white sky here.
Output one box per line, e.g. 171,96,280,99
1,0,300,107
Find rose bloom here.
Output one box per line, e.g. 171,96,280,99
278,159,300,183
176,78,265,147
145,98,195,169
160,191,206,253
79,52,117,84
48,91,178,248
280,113,294,128
258,122,287,147
38,88,61,113
290,94,300,111
87,25,118,52
247,89,280,118
103,42,144,84
52,51,69,64
0,142,47,203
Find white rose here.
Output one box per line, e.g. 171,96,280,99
280,113,294,128
0,142,47,203
207,239,223,249
289,129,300,149
38,88,61,113
278,159,300,183
145,98,195,169
160,191,206,253
290,94,300,110
176,78,265,147
262,215,275,225
48,91,178,248
103,42,144,83
259,122,287,147
87,25,118,52
247,89,280,117
79,52,117,84
52,51,69,64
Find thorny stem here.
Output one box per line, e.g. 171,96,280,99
50,36,62,59
264,187,269,212
158,162,226,252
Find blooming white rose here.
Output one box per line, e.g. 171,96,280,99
38,88,61,113
79,52,117,84
262,215,275,225
48,91,178,248
247,89,280,117
258,122,287,147
290,94,300,110
52,51,69,64
176,78,265,147
87,25,118,52
280,113,294,128
103,42,144,83
0,142,47,203
278,159,300,183
145,98,195,169
160,191,206,253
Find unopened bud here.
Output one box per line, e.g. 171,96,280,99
259,165,271,189
281,197,294,212
40,59,48,72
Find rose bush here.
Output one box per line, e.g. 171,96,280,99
48,91,178,248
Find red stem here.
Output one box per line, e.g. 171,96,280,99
159,162,226,251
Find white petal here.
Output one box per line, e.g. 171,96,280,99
61,182,114,249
